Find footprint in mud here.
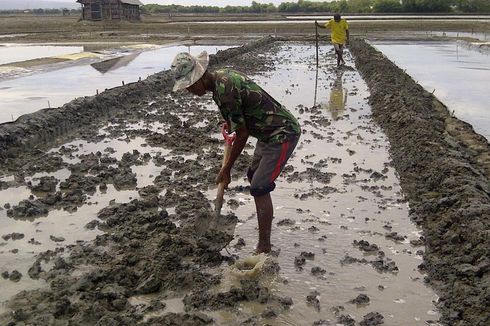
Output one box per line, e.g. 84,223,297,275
311,266,327,277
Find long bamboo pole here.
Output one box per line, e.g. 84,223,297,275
315,20,319,68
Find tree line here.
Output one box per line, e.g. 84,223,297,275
143,0,490,14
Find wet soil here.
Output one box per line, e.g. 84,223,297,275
1,14,488,44
0,36,488,326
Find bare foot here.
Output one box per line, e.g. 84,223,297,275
254,245,271,254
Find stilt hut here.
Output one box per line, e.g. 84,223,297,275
77,0,143,21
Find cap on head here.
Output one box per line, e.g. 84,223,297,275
171,51,209,92
334,13,341,22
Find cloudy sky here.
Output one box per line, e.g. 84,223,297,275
55,0,298,6
140,0,297,5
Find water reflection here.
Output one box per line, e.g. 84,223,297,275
327,70,347,120
314,68,348,120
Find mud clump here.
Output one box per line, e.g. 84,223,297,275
1,232,24,241
350,293,370,305
353,239,379,252
350,38,490,326
360,312,384,326
7,199,49,218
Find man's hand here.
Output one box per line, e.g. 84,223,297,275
216,167,231,188
221,121,230,133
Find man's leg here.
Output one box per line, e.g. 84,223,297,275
249,135,299,254
254,193,273,254
339,44,345,65
334,43,341,66
333,43,340,67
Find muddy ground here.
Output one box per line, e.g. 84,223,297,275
1,14,488,43
0,36,488,326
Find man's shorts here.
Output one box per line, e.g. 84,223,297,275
247,134,300,197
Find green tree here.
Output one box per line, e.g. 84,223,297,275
332,0,350,13
457,0,490,12
348,0,374,13
277,2,300,12
402,0,452,12
373,0,403,12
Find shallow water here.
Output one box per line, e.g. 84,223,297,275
371,40,490,140
0,183,139,313
0,43,442,324
0,44,83,65
0,45,231,123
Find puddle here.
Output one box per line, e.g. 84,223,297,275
371,40,490,140
0,186,31,208
0,44,233,123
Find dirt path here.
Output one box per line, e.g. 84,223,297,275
0,37,488,326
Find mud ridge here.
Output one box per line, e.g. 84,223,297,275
350,38,490,326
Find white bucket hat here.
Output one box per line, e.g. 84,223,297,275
171,51,209,92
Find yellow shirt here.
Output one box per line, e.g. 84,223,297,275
325,19,349,44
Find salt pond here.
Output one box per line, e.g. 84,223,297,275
0,44,231,123
371,40,490,140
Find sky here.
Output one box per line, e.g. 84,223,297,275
139,0,297,5
53,0,298,6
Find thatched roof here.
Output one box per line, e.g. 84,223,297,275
77,0,143,5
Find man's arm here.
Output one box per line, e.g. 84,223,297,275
346,29,350,45
315,20,326,29
216,126,249,187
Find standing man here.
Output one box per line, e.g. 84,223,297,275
171,51,301,254
316,13,350,67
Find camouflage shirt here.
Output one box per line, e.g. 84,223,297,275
212,69,300,144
